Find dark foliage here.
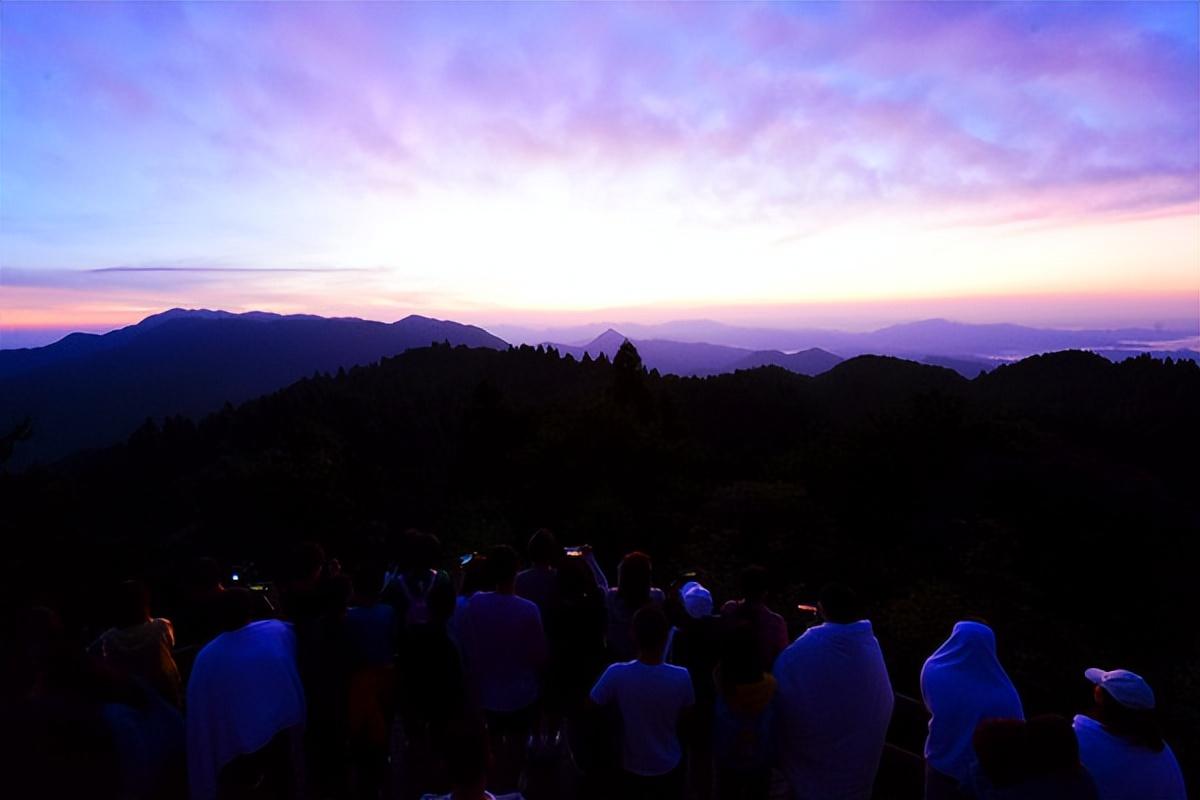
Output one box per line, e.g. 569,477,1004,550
2,345,1197,775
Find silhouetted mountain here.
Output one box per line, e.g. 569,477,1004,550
546,329,842,377
504,317,1196,365
0,309,506,466
728,348,845,375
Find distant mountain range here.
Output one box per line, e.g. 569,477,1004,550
0,309,505,467
498,317,1198,367
544,328,844,377
2,308,1196,468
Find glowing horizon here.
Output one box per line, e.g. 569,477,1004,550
2,2,1198,342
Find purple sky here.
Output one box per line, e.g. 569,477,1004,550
2,2,1197,345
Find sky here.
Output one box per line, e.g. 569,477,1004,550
2,1,1198,346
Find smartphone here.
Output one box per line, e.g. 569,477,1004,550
459,553,475,567
563,545,586,558
796,604,819,615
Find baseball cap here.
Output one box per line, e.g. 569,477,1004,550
1084,668,1156,710
680,581,713,619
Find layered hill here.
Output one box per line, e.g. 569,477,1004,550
545,328,844,377
0,309,506,466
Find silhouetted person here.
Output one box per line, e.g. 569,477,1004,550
605,552,664,662
719,566,788,675
772,583,893,800
383,530,452,630
515,528,561,616
921,621,1023,799
418,720,525,800
186,588,306,800
3,607,125,800
712,621,777,800
176,557,226,656
1073,668,1185,800
589,605,694,800
458,545,547,792
971,715,1098,799
664,578,720,800
345,566,397,800
398,559,467,777
449,552,492,647
296,573,354,798
91,580,182,708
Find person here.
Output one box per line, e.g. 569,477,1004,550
589,605,695,800
772,583,894,800
666,578,720,800
719,566,788,674
346,566,398,800
921,621,1024,798
544,554,608,714
384,530,453,630
458,545,548,791
605,551,665,662
515,528,561,615
91,580,183,708
419,720,525,800
1073,668,1185,800
712,621,777,800
186,588,306,800
971,715,1098,799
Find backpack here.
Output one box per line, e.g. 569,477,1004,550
396,569,438,627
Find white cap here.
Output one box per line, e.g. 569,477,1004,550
1084,668,1156,710
680,581,713,619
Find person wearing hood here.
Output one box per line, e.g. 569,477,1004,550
921,620,1024,798
712,620,777,800
772,583,894,800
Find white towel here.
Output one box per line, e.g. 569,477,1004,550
186,619,306,800
921,621,1023,783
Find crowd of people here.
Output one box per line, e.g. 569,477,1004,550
1,527,1188,800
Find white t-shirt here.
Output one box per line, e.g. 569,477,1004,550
590,659,695,776
1073,714,1186,800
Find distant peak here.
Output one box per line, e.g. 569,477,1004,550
586,328,629,350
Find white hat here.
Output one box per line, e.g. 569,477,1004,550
680,581,713,619
1084,668,1156,710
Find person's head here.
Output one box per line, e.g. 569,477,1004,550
352,564,385,604
973,717,1028,788
188,557,224,595
1025,715,1081,776
617,551,653,609
214,588,255,633
558,555,598,603
818,582,864,624
442,719,491,798
408,531,442,573
631,605,670,661
1086,668,1163,751
739,565,770,604
111,580,151,629
460,554,492,597
485,545,520,591
283,541,326,589
680,581,714,620
527,528,560,567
